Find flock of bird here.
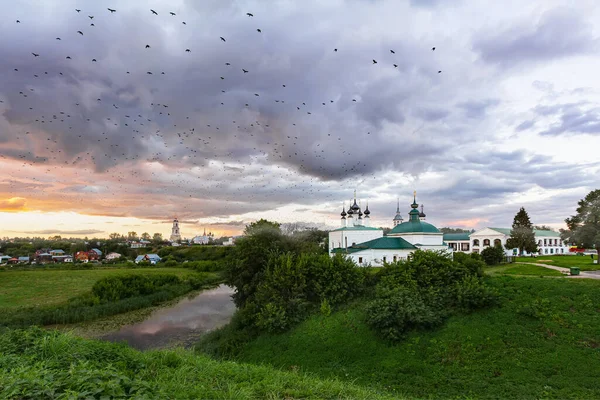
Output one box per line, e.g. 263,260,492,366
3,6,444,220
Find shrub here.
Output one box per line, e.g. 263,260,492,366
365,286,444,341
91,274,182,302
481,244,505,265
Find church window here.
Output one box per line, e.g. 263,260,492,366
483,239,490,246
473,239,480,246
494,239,501,246
358,257,363,263
393,256,397,262
383,256,387,263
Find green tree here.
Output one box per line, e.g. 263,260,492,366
439,227,473,234
152,232,163,242
127,231,138,241
141,232,151,240
480,244,505,265
109,232,121,240
505,207,538,255
244,219,281,236
564,189,600,259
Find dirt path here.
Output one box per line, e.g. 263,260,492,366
520,262,600,280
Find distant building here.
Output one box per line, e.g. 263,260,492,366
135,254,162,264
191,228,214,245
105,252,122,261
18,256,30,264
170,217,182,242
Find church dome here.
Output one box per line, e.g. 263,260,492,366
364,205,370,216
351,199,360,211
341,207,347,217
389,219,440,234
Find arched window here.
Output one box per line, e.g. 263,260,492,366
483,239,490,246
494,239,502,246
473,239,480,246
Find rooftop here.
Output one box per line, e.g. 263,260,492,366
331,236,417,254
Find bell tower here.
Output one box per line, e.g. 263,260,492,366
170,217,182,242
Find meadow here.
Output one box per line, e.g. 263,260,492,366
213,276,600,399
0,327,392,400
0,267,198,309
487,263,565,277
515,254,599,271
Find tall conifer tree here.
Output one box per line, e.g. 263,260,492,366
505,207,538,255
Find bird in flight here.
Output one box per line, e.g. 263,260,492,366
393,64,398,68
56,37,61,40
16,20,20,23
77,30,83,35
438,70,442,73
242,69,248,73
145,44,151,48
220,37,226,42
185,49,191,52
390,49,395,54
257,28,261,32
32,52,39,57
170,12,176,16
432,47,436,51
88,15,94,19
150,9,158,15
108,8,116,13
75,9,80,12
246,12,254,17
372,59,377,64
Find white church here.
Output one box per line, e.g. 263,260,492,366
329,192,451,266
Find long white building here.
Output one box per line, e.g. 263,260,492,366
443,227,565,256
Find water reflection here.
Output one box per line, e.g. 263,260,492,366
102,284,235,350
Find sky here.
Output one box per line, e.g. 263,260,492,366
1,0,600,239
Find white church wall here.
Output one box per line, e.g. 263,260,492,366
347,248,415,267
328,229,383,251
395,233,443,246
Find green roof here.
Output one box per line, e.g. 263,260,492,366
443,233,471,241
331,236,417,254
331,225,382,232
389,220,440,235
489,228,560,237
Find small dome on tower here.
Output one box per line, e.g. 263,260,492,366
364,204,370,216
351,199,360,211
341,206,347,217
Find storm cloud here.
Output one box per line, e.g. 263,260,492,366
1,0,600,235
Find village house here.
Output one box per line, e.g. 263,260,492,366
135,254,162,264
105,252,122,261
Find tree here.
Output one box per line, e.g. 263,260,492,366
505,207,538,255
244,219,281,236
141,232,151,240
152,233,163,242
480,244,505,265
127,231,138,241
564,189,600,259
533,225,553,231
109,232,121,240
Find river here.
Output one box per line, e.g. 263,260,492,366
101,284,236,350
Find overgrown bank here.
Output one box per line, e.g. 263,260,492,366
206,276,600,399
0,327,394,399
1,272,222,328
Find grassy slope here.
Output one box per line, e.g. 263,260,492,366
0,328,394,400
232,276,600,399
516,255,599,271
0,268,197,308
488,263,565,276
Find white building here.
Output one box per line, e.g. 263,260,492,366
105,252,122,261
444,227,565,256
170,217,182,242
329,192,451,266
191,228,214,245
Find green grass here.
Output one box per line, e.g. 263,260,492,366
487,263,565,277
0,268,197,309
516,255,599,271
223,277,600,399
0,328,394,399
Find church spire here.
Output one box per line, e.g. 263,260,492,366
409,191,420,222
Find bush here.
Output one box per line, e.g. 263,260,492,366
365,286,444,341
91,274,182,302
366,250,498,341
481,244,505,265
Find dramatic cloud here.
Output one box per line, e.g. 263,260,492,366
1,0,600,237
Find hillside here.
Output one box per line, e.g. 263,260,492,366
225,276,600,399
0,327,394,399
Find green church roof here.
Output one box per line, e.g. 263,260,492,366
331,236,418,254
443,233,471,241
389,220,441,234
331,225,382,232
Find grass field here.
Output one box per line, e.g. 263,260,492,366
487,263,565,277
0,268,197,309
225,276,600,399
516,255,599,271
0,328,393,399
